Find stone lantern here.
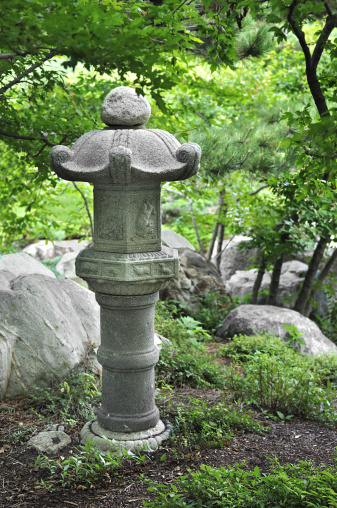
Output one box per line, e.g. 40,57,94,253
49,86,201,453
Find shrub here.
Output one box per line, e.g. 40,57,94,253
171,397,266,449
156,344,225,389
221,335,337,422
188,291,236,333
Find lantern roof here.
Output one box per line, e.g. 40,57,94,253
49,87,200,185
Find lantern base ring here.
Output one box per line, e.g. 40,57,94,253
80,419,171,456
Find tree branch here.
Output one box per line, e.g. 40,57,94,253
248,184,268,196
287,0,312,65
0,52,22,60
0,49,57,95
325,1,333,16
0,129,56,146
311,12,337,71
302,145,337,158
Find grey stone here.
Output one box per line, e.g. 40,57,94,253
216,304,337,356
100,86,151,126
154,332,170,350
218,235,260,282
49,85,201,451
0,273,100,400
23,239,90,260
0,253,55,278
27,431,71,454
160,248,226,313
162,230,195,251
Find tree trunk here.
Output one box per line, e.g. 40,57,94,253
215,191,226,272
206,222,219,261
191,212,205,256
267,254,284,306
216,223,225,273
250,257,266,304
303,247,337,316
294,235,330,315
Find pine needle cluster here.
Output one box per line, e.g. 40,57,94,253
194,119,295,181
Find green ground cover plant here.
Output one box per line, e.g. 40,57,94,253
28,363,101,425
144,458,337,508
33,440,127,491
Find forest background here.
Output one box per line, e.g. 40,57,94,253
2,0,337,327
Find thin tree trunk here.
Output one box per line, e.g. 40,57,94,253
216,223,225,273
191,211,205,256
206,222,219,261
294,235,330,314
72,182,94,238
303,247,337,316
267,254,284,306
250,257,267,304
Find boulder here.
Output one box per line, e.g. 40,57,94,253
225,260,308,304
162,230,195,251
56,251,88,287
0,252,56,279
224,260,327,317
225,269,270,301
0,272,100,400
218,235,260,282
23,239,90,260
160,248,226,312
216,304,337,356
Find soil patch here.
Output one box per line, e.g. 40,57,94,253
1,389,337,507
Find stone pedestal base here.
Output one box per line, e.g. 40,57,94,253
80,419,171,455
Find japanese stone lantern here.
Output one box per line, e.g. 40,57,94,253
49,86,201,453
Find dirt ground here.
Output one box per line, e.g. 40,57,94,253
1,387,337,508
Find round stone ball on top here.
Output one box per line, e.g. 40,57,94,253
100,86,151,126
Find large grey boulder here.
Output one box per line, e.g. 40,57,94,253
160,248,226,312
23,239,90,260
225,260,308,304
0,252,56,278
216,304,337,356
224,260,327,317
218,235,260,282
162,230,195,251
0,272,100,400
